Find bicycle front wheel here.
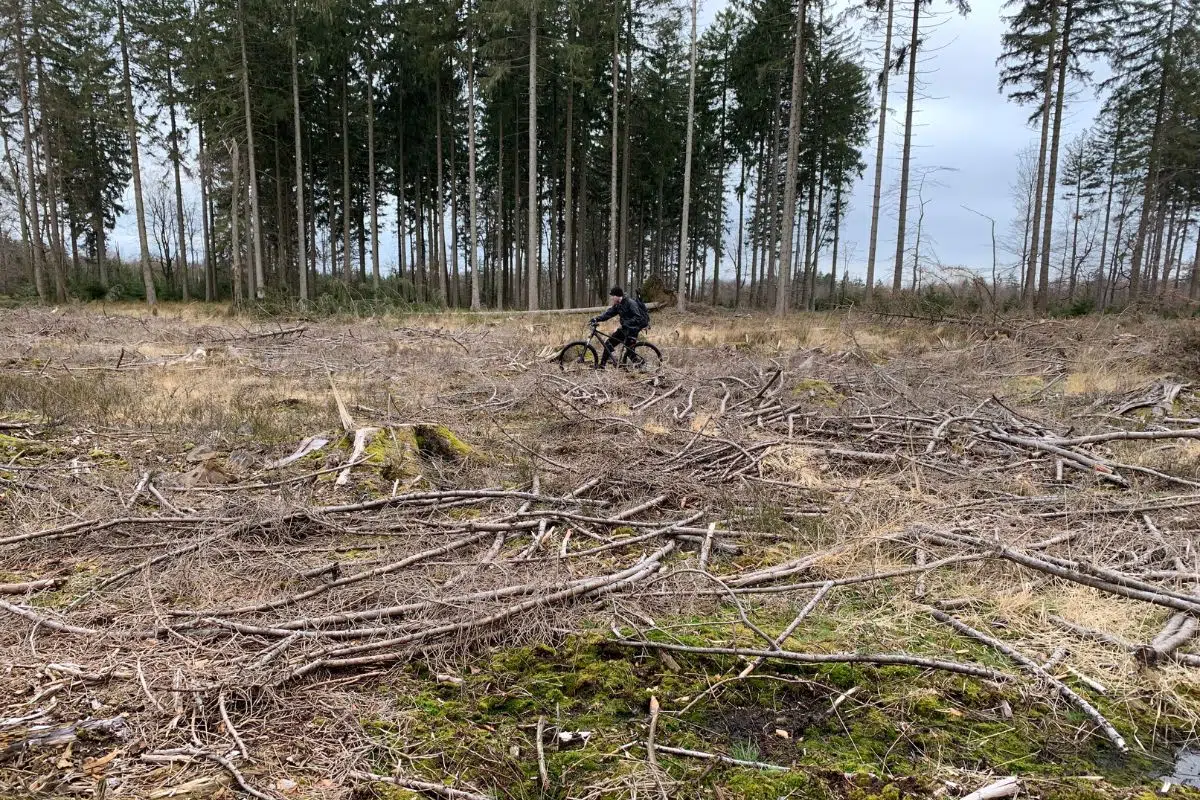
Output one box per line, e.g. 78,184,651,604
624,342,663,372
557,341,599,371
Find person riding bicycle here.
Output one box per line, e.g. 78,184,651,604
589,286,648,368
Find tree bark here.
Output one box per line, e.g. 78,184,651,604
435,73,449,305
735,158,745,308
469,49,481,311
1128,0,1179,299
35,55,66,302
527,0,539,311
1036,0,1072,314
1023,0,1057,309
775,0,807,316
607,0,620,292
228,140,243,304
341,77,352,284
368,55,379,292
166,65,190,301
291,19,307,305
198,124,215,300
891,0,922,293
618,3,633,289
864,0,894,302
562,83,575,310
677,0,699,311
238,0,264,299
1094,116,1121,309
117,0,156,308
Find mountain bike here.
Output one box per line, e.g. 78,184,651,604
556,324,663,372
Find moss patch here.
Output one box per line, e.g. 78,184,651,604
359,626,1193,799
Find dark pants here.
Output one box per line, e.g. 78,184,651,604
600,326,640,367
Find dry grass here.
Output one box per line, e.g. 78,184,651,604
2,304,1200,798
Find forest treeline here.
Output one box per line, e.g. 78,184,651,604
0,0,1197,315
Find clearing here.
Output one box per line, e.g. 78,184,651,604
2,305,1200,800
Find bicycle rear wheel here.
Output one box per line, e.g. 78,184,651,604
623,342,663,372
556,341,599,371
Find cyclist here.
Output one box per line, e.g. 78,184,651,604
589,286,649,368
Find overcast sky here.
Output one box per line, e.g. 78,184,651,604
107,0,1101,284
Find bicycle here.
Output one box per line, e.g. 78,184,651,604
555,324,663,372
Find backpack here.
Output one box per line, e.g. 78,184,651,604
633,295,651,329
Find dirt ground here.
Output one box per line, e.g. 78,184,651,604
3,304,1200,800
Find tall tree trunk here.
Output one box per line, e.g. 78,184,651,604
238,0,264,299
527,0,539,311
166,65,190,301
775,0,807,316
891,0,922,293
607,0,620,291
228,140,243,304
199,124,215,300
469,49,481,311
496,113,505,308
368,56,379,292
764,90,782,307
1128,0,1178,299
1094,118,1120,309
450,103,461,307
117,0,155,308
398,108,407,291
416,177,427,300
36,56,67,302
562,85,575,309
1067,181,1081,299
1024,1,1057,309
750,145,763,306
735,158,745,308
577,134,588,302
677,0,698,311
341,77,352,283
618,3,633,289
291,20,307,305
1036,0,1072,314
830,182,841,301
864,0,894,302
435,74,449,305
713,41,729,306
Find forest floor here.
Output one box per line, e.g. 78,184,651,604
3,303,1200,800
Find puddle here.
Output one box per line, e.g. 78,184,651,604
1162,749,1200,789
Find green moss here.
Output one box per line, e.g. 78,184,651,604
0,432,53,457
413,424,473,461
87,448,129,468
363,427,422,482
356,605,1195,799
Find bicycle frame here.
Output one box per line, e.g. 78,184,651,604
587,324,638,365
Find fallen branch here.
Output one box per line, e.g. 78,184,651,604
651,744,789,772
348,770,493,799
929,609,1127,752
610,639,1009,682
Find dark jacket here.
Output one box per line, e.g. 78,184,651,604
594,297,646,330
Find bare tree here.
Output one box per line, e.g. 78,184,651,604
526,0,539,310
117,0,156,308
678,0,699,312
237,0,264,299
291,5,307,304
775,0,808,315
864,0,895,302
